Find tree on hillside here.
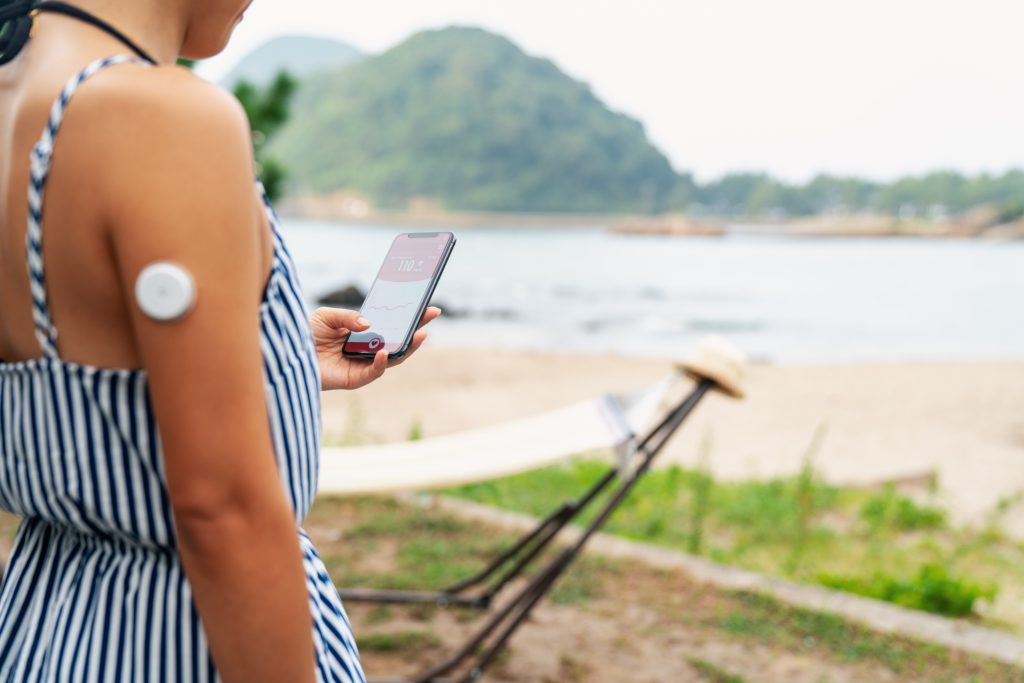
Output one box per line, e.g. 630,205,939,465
177,59,297,202
233,72,298,202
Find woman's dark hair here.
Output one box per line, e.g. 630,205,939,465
0,1,36,65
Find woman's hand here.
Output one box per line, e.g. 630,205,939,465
310,306,441,390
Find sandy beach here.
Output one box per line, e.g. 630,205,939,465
321,348,1024,535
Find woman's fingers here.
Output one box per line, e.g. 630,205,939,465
386,308,438,367
320,304,434,337
417,307,441,329
388,330,428,367
370,349,389,377
331,306,438,380
314,307,370,333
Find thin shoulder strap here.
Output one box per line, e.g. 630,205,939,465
27,55,148,359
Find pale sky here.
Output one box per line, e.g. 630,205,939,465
199,0,1024,183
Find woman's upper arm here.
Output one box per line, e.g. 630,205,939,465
98,69,284,517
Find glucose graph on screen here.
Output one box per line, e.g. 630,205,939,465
355,279,434,351
364,302,416,312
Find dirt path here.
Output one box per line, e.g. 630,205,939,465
302,499,1019,683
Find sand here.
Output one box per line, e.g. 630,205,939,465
321,348,1024,535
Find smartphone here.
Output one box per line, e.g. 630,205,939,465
342,231,457,360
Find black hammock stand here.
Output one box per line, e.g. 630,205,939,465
348,376,723,683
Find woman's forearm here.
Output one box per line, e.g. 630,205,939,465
174,502,316,683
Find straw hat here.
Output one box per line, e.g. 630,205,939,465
678,336,747,399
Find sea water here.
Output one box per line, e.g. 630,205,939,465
280,219,1024,364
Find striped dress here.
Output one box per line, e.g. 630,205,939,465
0,56,365,682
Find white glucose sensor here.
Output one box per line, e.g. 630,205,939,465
135,261,196,321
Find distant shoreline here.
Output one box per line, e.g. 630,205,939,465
276,196,617,229
277,195,1024,240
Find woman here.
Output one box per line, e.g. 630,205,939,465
0,1,438,680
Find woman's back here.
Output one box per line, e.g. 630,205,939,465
0,23,218,367
0,6,365,682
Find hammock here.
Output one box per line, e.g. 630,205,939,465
318,373,680,496
321,336,749,683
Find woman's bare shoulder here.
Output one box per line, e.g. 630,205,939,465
64,63,255,185
76,63,250,135
64,63,260,236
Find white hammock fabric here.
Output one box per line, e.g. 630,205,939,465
318,372,681,496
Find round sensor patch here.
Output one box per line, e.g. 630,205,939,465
135,261,196,322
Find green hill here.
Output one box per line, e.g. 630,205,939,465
269,26,683,213
220,35,364,88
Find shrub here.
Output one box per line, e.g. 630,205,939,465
997,201,1024,224
819,563,997,618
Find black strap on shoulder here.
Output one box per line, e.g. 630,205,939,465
0,1,157,66
34,2,156,63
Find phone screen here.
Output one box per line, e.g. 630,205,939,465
343,232,454,356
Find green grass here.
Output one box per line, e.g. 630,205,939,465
703,591,1021,680
357,629,441,653
407,418,424,442
713,591,938,674
818,564,998,618
316,496,519,592
688,657,746,683
549,554,622,605
860,484,947,533
445,457,1024,625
